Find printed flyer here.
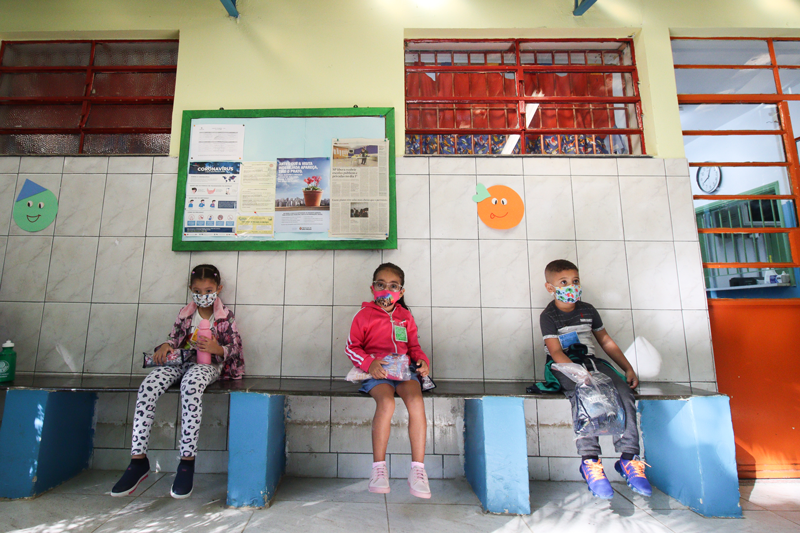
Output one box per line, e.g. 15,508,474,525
184,161,240,236
275,157,331,233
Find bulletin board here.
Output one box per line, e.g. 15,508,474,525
173,107,397,251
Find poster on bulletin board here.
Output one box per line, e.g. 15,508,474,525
173,107,397,251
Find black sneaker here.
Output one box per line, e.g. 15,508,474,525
111,458,150,497
170,459,195,499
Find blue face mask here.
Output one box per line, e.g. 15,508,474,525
192,292,217,308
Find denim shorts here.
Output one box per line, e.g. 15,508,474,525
359,375,420,394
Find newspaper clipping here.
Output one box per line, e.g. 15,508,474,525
329,139,389,239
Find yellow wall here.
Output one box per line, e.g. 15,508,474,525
2,0,800,157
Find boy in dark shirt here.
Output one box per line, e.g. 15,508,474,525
540,259,652,499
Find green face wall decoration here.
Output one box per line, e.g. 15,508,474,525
12,179,59,232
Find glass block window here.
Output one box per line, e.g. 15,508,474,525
0,40,178,154
404,39,645,156
672,38,800,295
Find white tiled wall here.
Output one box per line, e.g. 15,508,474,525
0,154,715,476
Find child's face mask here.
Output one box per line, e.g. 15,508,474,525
553,284,581,304
192,292,218,308
372,288,401,309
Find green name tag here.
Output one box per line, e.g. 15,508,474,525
394,325,408,342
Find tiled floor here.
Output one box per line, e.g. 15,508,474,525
1,472,798,533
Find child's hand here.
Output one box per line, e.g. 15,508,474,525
368,359,388,379
153,343,174,365
416,360,430,377
625,369,639,389
197,336,224,356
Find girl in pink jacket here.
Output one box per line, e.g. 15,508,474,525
345,262,432,499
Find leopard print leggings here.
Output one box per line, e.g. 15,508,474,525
130,363,220,457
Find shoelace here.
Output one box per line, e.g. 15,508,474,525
371,465,388,482
411,467,428,484
583,461,607,482
625,459,651,477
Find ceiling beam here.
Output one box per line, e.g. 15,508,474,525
220,0,239,18
573,0,599,16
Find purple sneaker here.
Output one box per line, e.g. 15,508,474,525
615,456,653,497
580,459,614,500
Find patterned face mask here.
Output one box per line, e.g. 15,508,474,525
553,285,581,304
373,289,401,309
192,292,218,308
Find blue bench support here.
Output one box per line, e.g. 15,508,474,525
226,392,286,508
0,389,97,499
464,397,530,514
639,395,741,518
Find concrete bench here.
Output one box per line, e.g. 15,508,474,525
0,376,740,517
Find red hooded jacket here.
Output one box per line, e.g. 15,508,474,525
345,301,430,373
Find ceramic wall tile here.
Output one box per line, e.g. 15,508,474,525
330,397,374,454
409,306,433,359
523,399,539,456
286,395,331,453
481,307,534,380
35,302,90,373
152,157,179,174
391,454,442,479
528,457,550,480
664,158,690,177
333,249,383,306
395,156,429,175
132,304,184,376
0,174,16,235
429,157,476,175
548,457,584,481
616,158,665,176
382,239,432,307
477,174,527,240
286,453,338,478
46,237,98,302
569,157,617,176
337,453,375,478
632,309,690,382
63,157,108,174
683,310,716,382
443,455,464,479
433,397,464,456
284,250,333,305
55,174,106,237
523,158,571,176
107,156,153,174
479,240,530,308
531,307,546,380
234,305,283,377
0,236,5,285
187,250,239,304
0,236,52,302
674,241,707,310
528,241,578,308
596,309,635,370
19,156,64,174
139,237,192,304
84,304,138,374
667,176,699,241
576,240,631,309
0,157,20,174
524,175,575,241
536,398,574,457
572,175,624,241
145,174,177,237
476,157,523,175
395,174,430,239
430,307,483,379
92,237,145,303
430,239,480,307
626,241,682,310
191,393,229,451
385,397,434,455
429,174,478,239
94,392,129,448
9,173,62,236
0,302,44,372
235,251,285,305
281,305,332,377
619,177,673,241
99,174,151,237
332,305,361,378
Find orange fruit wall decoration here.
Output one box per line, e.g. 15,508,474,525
473,183,525,230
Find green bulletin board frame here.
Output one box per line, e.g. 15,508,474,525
172,107,397,251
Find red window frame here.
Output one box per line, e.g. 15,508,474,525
404,38,646,156
0,39,177,154
673,37,800,275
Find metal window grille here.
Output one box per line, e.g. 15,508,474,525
404,39,645,156
673,37,800,292
0,40,177,155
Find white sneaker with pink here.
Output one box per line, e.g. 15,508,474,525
408,461,431,499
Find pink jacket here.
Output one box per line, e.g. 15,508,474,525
345,301,430,373
161,297,245,380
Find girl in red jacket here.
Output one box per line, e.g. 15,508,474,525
345,262,432,498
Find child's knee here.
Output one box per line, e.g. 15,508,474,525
375,396,396,416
